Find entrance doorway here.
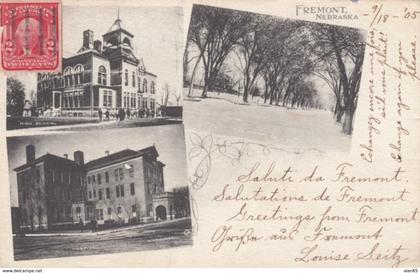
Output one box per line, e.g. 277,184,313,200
155,205,167,220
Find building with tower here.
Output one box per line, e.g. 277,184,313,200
36,13,157,116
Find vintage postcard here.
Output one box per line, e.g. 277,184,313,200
0,0,419,269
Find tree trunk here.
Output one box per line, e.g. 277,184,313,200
342,107,354,134
187,53,202,97
201,72,209,98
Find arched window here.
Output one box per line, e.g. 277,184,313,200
143,79,148,93
132,71,135,87
138,77,141,91
151,81,155,94
64,67,72,87
123,37,131,48
64,67,72,75
98,65,107,85
124,69,128,86
74,64,84,85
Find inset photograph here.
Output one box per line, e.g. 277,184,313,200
6,5,183,131
7,125,192,260
184,5,366,153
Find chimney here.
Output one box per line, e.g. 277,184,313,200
82,30,94,49
63,153,68,159
74,151,84,166
26,145,35,163
105,150,109,156
93,40,102,53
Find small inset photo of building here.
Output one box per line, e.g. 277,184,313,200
6,5,183,131
7,124,192,261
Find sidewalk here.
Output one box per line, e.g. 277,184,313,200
15,217,189,237
6,117,177,136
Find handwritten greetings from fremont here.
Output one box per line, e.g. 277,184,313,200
209,161,415,267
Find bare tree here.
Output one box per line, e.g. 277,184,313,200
187,5,250,98
310,24,365,134
173,90,182,106
234,14,270,102
158,83,170,108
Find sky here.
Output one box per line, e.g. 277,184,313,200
7,125,188,207
13,5,184,105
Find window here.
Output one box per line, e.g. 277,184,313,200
87,207,93,219
124,69,128,86
132,71,136,87
129,165,134,177
120,185,125,197
64,67,72,87
92,175,96,184
143,79,147,93
123,37,131,47
105,172,109,183
119,168,124,180
98,65,107,85
116,185,120,197
88,176,91,184
98,189,102,200
131,205,137,215
22,190,26,204
97,173,101,185
96,209,103,220
130,183,135,195
102,90,113,107
103,90,108,107
150,98,155,111
107,207,112,215
106,187,110,199
36,169,41,183
151,81,155,94
142,98,148,109
108,92,112,107
88,191,92,199
93,190,97,199
74,64,84,85
114,169,118,181
117,207,122,215
76,207,81,214
138,95,142,109
138,77,141,91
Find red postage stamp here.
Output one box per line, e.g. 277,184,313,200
0,2,60,71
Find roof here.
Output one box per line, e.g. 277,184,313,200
85,146,160,171
103,46,138,64
64,49,108,62
103,19,134,38
13,153,79,172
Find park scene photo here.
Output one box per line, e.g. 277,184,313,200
184,5,366,153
